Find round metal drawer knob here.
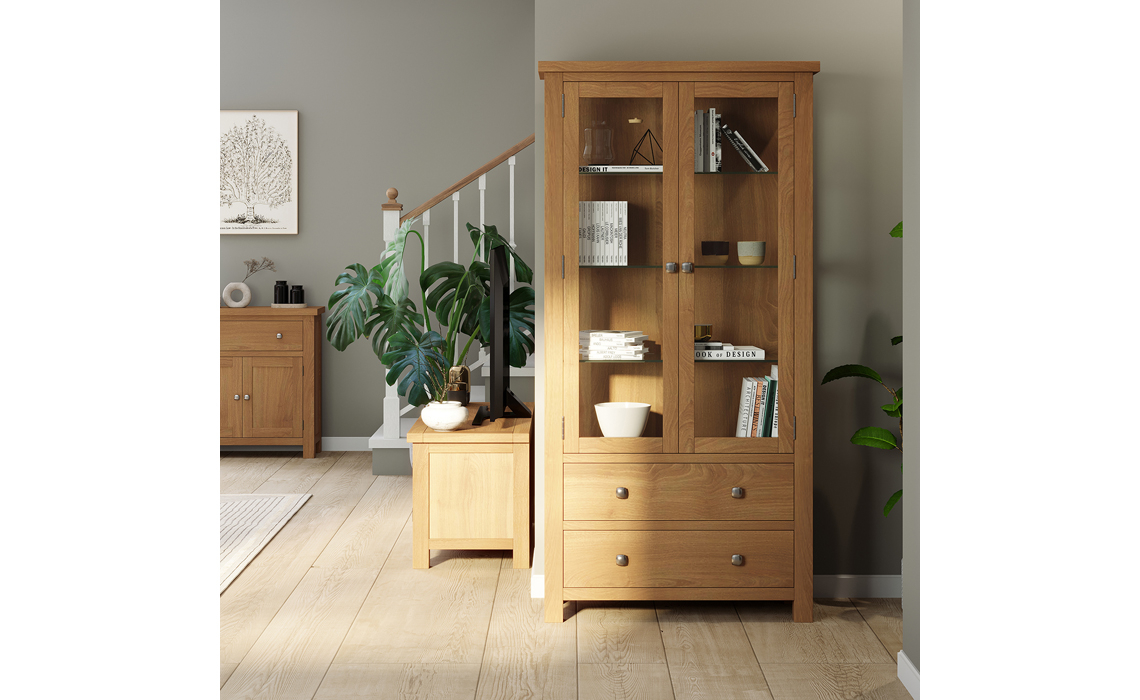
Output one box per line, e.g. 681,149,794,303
616,554,629,567
731,487,745,499
277,333,283,338
615,487,628,499
244,395,250,400
233,395,240,400
731,554,744,566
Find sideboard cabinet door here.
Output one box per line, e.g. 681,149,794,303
220,356,243,438
242,356,303,438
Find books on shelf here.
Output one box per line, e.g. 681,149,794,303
734,366,779,437
694,110,769,173
579,201,627,266
579,165,663,173
580,330,647,361
695,345,765,360
720,122,770,173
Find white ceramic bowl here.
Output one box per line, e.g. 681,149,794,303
594,402,651,438
421,401,468,431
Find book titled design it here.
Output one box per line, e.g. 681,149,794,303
579,165,663,173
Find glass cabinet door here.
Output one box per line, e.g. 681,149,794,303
678,82,795,454
563,82,678,453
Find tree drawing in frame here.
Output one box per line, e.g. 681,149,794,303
220,110,298,234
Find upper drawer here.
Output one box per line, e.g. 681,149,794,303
221,321,303,352
564,462,793,521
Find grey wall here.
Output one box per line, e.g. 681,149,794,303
534,0,903,575
902,0,919,671
222,0,536,437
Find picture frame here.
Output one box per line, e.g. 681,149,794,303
220,109,298,234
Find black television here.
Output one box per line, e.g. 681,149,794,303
473,245,532,425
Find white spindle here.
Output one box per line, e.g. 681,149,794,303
380,188,403,441
478,173,486,261
452,192,460,262
508,155,516,288
422,207,430,268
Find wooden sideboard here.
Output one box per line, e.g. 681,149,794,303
220,306,324,458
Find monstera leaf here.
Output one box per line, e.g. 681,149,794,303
420,260,489,337
380,328,448,407
367,294,423,361
326,263,384,351
378,217,419,302
467,223,533,284
478,285,536,367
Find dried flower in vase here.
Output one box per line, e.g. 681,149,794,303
242,256,277,282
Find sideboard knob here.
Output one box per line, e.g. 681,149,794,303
665,262,678,273
615,487,628,499
681,262,694,273
244,395,250,401
731,487,744,499
731,554,744,566
277,333,283,339
233,395,239,400
616,554,629,567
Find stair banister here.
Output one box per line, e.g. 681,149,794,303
380,188,404,440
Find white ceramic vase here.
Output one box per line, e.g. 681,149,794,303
420,401,468,431
222,281,251,307
594,402,651,438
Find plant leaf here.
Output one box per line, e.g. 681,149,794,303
881,387,903,417
325,263,384,351
378,217,419,302
367,294,423,360
467,223,533,284
420,260,489,337
889,221,903,238
478,285,536,367
380,328,448,407
850,426,899,450
891,335,902,345
883,489,903,516
821,364,883,385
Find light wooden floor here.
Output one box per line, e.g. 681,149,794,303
221,451,911,700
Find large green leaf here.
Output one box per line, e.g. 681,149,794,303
467,223,533,284
821,364,883,385
380,329,448,407
883,489,903,516
850,426,899,450
367,294,423,360
326,263,384,351
478,285,536,367
891,335,903,346
420,260,489,337
378,217,419,302
889,221,903,238
881,387,903,417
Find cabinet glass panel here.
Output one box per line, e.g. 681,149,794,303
575,90,666,446
689,90,791,448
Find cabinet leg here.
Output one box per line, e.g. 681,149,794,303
413,544,429,569
793,597,814,623
544,596,567,623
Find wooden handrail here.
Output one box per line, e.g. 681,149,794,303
401,133,535,223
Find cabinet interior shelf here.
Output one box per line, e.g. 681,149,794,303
579,264,777,269
579,358,663,364
695,170,777,175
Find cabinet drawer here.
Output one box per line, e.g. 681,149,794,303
564,530,793,588
221,320,302,352
564,463,793,521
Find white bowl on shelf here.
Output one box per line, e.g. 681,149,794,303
594,402,651,438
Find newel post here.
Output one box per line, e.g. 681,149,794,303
381,188,403,439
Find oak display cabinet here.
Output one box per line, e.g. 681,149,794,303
540,61,818,622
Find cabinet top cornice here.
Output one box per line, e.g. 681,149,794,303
538,61,820,78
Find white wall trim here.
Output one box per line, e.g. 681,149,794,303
530,573,902,600
814,574,901,598
897,650,919,698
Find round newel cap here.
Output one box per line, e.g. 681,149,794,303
386,188,398,202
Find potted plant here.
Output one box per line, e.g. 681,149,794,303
325,220,534,431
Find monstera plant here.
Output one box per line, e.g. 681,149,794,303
325,220,535,407
822,221,904,516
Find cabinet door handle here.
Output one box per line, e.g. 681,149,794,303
615,487,628,499
665,262,678,273
233,395,240,400
681,262,694,273
277,333,283,339
731,487,744,499
244,395,250,400
731,554,744,566
615,554,629,567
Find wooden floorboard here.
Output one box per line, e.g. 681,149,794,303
656,604,773,700
221,566,380,700
254,451,344,494
578,664,676,700
312,476,413,570
222,663,238,689
314,663,482,699
221,452,294,493
850,598,903,658
761,664,911,700
737,599,894,664
577,602,667,665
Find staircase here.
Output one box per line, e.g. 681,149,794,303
368,134,536,474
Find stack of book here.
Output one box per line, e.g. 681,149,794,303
579,165,663,174
735,366,779,437
694,109,770,173
580,330,648,361
694,342,766,361
579,201,628,266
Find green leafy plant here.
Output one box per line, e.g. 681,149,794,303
822,222,904,516
325,219,534,407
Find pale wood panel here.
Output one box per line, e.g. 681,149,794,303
566,72,798,82
563,453,794,463
428,452,513,538
222,320,303,352
761,664,911,700
564,462,793,521
693,437,782,454
576,602,667,664
562,79,581,454
244,356,303,438
578,664,676,700
312,475,413,570
567,588,793,602
221,663,238,689
850,598,903,658
314,664,481,700
405,403,533,444
412,442,430,569
539,61,821,75
565,531,793,588
253,450,341,494
335,520,502,664
221,452,376,664
578,437,663,454
580,82,663,97
221,566,379,700
512,441,531,567
565,520,793,531
220,452,292,493
737,600,893,664
222,356,243,438
657,604,773,700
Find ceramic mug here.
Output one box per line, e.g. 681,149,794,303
738,241,766,266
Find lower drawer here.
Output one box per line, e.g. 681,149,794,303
564,530,793,588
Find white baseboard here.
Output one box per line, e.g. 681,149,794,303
530,573,901,600
897,650,919,698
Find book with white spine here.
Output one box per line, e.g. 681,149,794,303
694,346,765,360
579,165,663,173
735,376,755,437
695,110,705,172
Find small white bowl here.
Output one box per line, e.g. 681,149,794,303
594,402,651,438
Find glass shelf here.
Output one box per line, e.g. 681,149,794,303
579,171,663,175
696,170,776,175
580,358,662,364
696,264,777,269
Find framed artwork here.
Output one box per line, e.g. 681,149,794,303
220,110,298,234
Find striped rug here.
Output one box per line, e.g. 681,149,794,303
220,493,311,593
